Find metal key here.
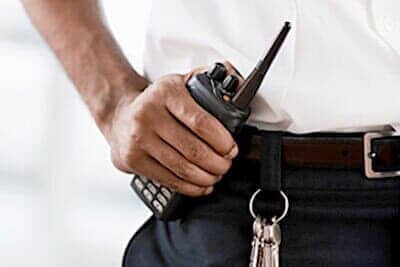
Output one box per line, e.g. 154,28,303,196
249,216,265,267
261,219,281,267
248,190,289,267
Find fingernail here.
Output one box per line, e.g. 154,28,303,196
225,144,239,159
205,186,214,195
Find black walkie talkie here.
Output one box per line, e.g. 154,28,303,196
131,22,291,220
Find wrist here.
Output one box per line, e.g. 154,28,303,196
95,73,148,141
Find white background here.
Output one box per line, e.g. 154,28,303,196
0,1,152,266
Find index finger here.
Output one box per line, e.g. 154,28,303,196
166,83,238,159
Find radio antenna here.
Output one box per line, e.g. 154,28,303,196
232,22,291,109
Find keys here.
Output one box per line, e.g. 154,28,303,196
248,190,289,267
250,216,265,267
249,217,281,267
262,219,281,267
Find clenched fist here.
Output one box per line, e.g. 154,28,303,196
109,62,244,197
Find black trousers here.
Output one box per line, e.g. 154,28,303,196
123,131,400,267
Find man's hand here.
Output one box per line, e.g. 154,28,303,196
110,63,243,197
22,1,243,196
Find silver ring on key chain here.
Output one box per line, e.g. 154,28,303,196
249,189,289,222
248,189,289,267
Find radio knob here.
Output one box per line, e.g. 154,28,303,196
222,75,239,95
207,62,227,82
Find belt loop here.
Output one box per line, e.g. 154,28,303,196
259,131,282,193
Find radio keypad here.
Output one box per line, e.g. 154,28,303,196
133,178,145,191
157,193,168,206
152,200,163,213
147,183,157,194
133,175,180,215
142,188,153,201
161,187,172,199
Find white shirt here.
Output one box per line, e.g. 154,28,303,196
143,0,400,133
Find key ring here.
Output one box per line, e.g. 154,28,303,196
249,189,289,224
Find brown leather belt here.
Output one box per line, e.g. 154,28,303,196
243,132,400,179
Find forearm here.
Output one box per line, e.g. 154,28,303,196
22,0,148,139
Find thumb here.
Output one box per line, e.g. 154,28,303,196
183,65,208,84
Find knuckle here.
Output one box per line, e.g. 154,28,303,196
189,112,209,133
174,98,190,117
110,150,130,173
157,75,183,97
186,142,207,162
129,126,146,148
170,75,184,86
132,104,148,123
156,81,172,96
171,159,190,179
122,149,141,169
167,179,183,193
117,137,145,168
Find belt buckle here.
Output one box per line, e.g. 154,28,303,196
364,131,400,179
